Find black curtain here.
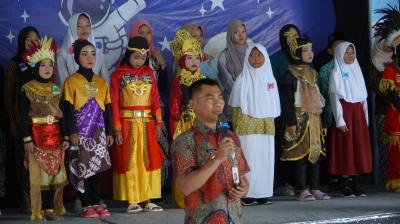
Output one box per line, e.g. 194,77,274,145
333,0,382,185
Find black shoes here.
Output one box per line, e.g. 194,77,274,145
340,185,356,197
241,198,257,206
340,176,367,197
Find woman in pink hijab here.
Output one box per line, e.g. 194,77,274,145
130,19,168,91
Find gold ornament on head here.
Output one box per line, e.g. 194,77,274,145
286,34,312,60
127,47,150,55
170,29,202,59
24,36,57,67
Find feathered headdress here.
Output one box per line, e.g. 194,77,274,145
22,36,57,67
373,1,400,52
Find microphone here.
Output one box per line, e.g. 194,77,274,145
217,114,230,138
217,114,240,186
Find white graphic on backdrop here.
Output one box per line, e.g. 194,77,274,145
58,0,146,71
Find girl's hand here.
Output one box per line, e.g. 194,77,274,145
322,128,328,137
106,135,114,147
115,131,123,145
62,140,70,150
70,133,78,145
338,125,348,133
156,125,162,141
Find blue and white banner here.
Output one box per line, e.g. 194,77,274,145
0,0,335,72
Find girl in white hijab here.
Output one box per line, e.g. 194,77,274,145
229,44,280,205
57,12,109,86
329,41,372,197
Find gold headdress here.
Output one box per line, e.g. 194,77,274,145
23,36,57,67
127,47,150,55
170,29,202,59
287,35,312,60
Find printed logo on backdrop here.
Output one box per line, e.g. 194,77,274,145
58,0,146,71
0,0,335,73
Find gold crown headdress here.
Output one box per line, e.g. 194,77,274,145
170,29,202,59
23,36,57,67
127,47,150,55
286,35,312,60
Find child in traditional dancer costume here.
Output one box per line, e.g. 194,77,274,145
375,3,400,192
111,36,164,213
328,42,372,197
20,37,68,220
169,29,205,208
63,39,113,218
130,20,171,199
280,36,330,201
229,44,281,205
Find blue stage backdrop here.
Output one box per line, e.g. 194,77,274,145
0,0,335,73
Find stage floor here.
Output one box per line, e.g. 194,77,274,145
1,188,399,223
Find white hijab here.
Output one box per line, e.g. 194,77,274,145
58,12,105,83
330,42,367,103
229,43,281,118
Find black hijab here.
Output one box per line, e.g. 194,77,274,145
32,60,52,83
121,36,149,67
73,39,95,81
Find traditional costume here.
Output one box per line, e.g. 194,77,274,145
111,36,163,212
130,20,171,193
280,36,330,201
169,30,205,207
328,42,372,196
57,12,109,86
374,4,400,190
20,37,67,220
229,44,280,203
63,39,112,217
182,23,219,80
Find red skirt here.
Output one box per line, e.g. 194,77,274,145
387,143,400,187
328,100,372,175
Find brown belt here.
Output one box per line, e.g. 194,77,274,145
120,110,152,119
31,115,59,124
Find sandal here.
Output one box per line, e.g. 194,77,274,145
144,202,163,212
311,190,331,200
127,204,143,213
297,189,316,201
93,205,111,217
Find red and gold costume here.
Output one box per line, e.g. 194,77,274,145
20,37,67,220
111,64,163,204
169,30,205,208
379,63,400,189
21,80,68,219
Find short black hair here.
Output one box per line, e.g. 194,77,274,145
327,32,347,49
189,78,221,99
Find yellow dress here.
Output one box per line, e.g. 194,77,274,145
111,65,162,204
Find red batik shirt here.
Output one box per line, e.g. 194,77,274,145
171,119,250,224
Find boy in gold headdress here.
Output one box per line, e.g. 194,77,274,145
280,36,330,201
